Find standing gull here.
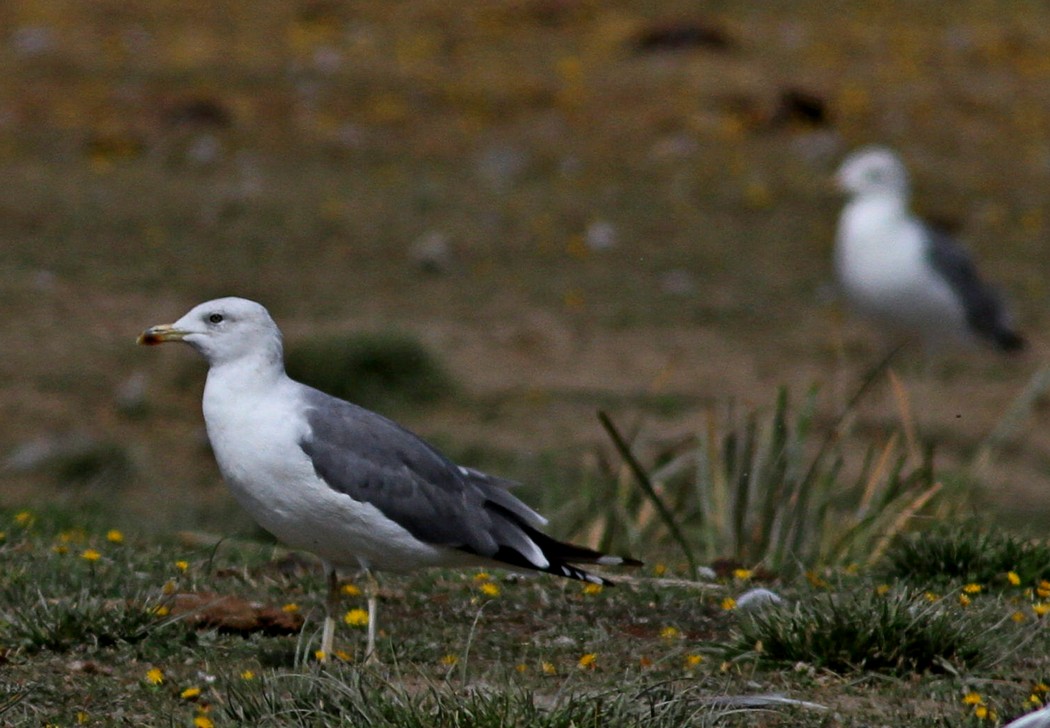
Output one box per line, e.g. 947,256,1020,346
834,146,1024,353
138,297,640,661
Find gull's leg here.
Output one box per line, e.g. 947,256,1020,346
320,562,338,662
364,569,380,665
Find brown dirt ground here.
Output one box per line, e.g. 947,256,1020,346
1,0,1048,538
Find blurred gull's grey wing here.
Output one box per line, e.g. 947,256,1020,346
297,388,549,566
923,223,1024,351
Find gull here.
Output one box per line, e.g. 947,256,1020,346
834,146,1024,353
138,297,640,662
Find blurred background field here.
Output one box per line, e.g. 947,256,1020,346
1,0,1049,547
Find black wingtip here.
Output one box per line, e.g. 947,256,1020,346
996,330,1026,354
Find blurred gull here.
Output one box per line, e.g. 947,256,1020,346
834,147,1024,353
138,297,640,662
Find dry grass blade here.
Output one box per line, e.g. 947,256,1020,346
866,481,944,566
598,410,699,575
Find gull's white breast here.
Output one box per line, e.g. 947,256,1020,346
835,197,967,342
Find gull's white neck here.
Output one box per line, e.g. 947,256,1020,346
201,352,292,434
844,189,908,219
205,354,286,390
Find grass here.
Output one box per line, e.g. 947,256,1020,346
2,0,1050,725
881,524,1050,590
1,508,1049,726
730,585,999,675
584,354,947,577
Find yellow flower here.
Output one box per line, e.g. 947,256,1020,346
441,653,458,666
175,560,189,572
684,654,703,667
962,583,982,595
563,289,584,310
193,717,214,728
515,663,527,673
805,571,828,589
153,605,170,617
240,670,256,680
1007,571,1021,586
180,686,201,700
334,650,352,662
1034,603,1050,617
1033,683,1049,695
106,529,124,544
1029,694,1044,707
962,692,984,705
875,584,891,596
162,580,177,595
660,626,681,641
975,705,988,719
541,661,557,675
732,568,752,581
0,531,6,542
479,582,500,597
344,608,369,627
145,668,164,685
1038,581,1050,599
80,549,102,562
1012,611,1026,623
341,583,361,596
473,572,491,582
958,594,971,607
52,545,69,555
577,653,597,670
314,650,327,662
924,592,939,603
582,583,603,596
652,563,667,577
14,510,34,527
76,711,89,724
721,597,737,611
281,603,300,613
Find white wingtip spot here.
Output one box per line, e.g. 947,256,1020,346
597,556,621,566
520,538,550,570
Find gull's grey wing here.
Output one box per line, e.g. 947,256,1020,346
923,224,1024,351
297,387,546,562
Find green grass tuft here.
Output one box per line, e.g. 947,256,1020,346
729,586,998,675
222,668,752,727
880,524,1050,589
285,331,456,412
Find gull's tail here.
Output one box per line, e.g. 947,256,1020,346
476,502,643,586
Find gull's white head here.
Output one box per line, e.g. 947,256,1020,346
138,297,284,368
836,146,909,199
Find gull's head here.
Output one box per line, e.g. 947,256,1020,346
138,297,284,368
835,146,909,199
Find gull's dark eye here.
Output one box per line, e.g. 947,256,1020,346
208,313,224,324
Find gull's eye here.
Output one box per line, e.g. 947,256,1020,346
208,313,224,324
